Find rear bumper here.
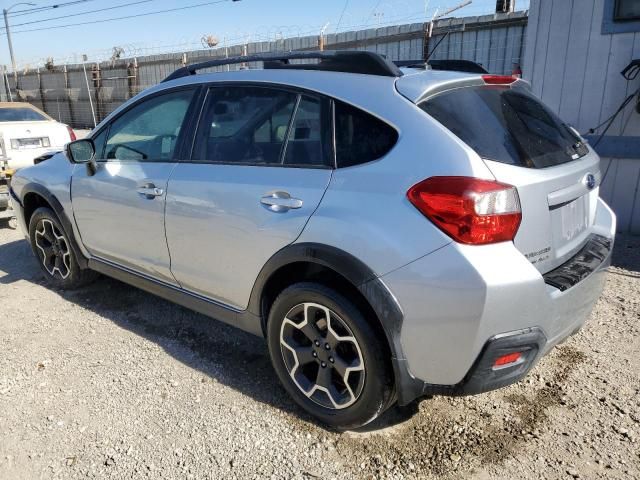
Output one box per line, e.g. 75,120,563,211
383,198,615,405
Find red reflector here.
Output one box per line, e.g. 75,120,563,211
407,177,522,245
482,74,517,85
67,125,77,142
493,352,522,367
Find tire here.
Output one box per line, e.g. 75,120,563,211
28,207,97,289
267,282,394,430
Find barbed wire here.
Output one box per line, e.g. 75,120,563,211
9,2,530,70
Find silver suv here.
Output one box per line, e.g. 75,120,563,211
10,51,616,429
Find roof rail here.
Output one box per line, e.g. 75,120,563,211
162,50,403,82
394,59,488,74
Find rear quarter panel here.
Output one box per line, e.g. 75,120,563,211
297,83,496,277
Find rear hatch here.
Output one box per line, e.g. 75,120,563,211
417,81,599,274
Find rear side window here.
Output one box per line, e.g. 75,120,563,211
194,86,332,167
420,86,587,168
335,101,398,168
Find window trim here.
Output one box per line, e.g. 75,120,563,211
603,0,640,34
187,82,334,170
91,84,201,163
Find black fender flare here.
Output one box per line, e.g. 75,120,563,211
20,182,89,269
247,243,421,405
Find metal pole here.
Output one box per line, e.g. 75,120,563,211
82,55,97,128
3,66,12,102
3,9,17,82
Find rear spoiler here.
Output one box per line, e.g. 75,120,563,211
394,59,488,74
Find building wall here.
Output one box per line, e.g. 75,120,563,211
523,0,640,233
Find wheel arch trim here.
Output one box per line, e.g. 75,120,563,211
248,242,420,404
20,182,88,269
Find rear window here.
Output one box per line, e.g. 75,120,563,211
335,101,398,168
420,86,588,168
0,107,47,122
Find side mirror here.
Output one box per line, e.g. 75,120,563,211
67,139,95,164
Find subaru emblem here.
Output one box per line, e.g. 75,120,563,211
584,173,596,190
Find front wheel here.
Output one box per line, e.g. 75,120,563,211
267,282,394,430
28,207,97,289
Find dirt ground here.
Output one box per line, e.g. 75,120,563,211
0,222,638,480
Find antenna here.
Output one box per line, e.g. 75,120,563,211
423,0,472,62
425,31,450,62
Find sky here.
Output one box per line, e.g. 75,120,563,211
0,0,530,68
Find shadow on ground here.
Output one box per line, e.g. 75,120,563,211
0,232,603,476
0,236,415,432
611,233,640,273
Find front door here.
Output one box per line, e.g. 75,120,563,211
165,86,333,309
72,88,197,283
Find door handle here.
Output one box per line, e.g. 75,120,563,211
260,191,303,212
137,183,164,199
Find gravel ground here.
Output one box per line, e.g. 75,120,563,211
0,223,638,480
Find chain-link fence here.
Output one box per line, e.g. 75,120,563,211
0,11,527,129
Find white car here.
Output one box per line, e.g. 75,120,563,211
0,102,76,170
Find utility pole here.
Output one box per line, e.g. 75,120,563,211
81,54,97,128
3,3,36,82
3,10,16,80
319,22,330,51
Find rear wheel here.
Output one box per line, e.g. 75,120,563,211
28,207,97,289
267,282,393,429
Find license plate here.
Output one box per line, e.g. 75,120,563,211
558,197,588,242
17,138,42,147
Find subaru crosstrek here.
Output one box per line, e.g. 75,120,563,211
9,51,616,429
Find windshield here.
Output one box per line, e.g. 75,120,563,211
0,107,48,122
420,86,588,168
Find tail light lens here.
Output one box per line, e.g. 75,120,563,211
407,176,522,245
66,125,77,142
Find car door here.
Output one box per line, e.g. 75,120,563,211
165,85,333,309
71,87,197,283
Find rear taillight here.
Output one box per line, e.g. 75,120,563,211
482,74,517,85
66,125,77,142
407,176,522,245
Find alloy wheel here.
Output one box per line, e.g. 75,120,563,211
279,302,365,409
34,219,71,280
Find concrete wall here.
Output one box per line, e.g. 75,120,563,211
523,0,640,233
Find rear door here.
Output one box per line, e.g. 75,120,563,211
165,85,333,309
421,84,599,273
72,87,197,283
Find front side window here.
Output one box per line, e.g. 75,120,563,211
193,86,331,167
92,129,107,159
104,89,195,161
